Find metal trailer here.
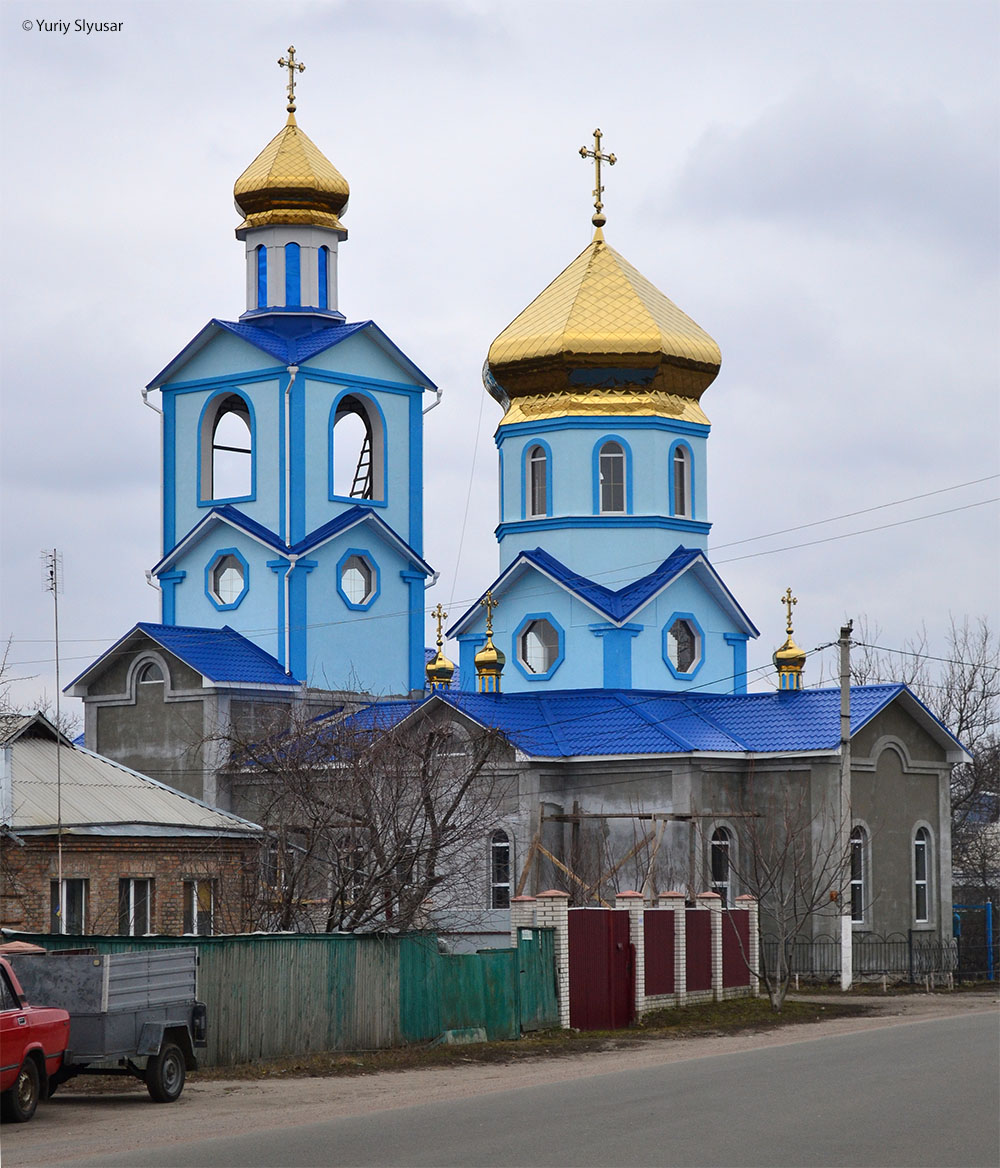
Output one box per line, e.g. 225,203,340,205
7,948,206,1102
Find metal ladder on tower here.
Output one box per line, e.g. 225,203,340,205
349,432,372,499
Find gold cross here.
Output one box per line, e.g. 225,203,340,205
780,587,798,635
431,603,448,650
278,45,306,113
579,128,616,228
480,591,499,635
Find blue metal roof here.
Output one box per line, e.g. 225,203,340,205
342,684,933,758
213,319,371,366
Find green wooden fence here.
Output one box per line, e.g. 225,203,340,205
3,929,558,1066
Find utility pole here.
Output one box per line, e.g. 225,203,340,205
839,619,853,991
42,550,64,932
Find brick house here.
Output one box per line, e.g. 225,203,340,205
0,713,261,936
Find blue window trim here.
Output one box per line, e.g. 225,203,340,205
668,439,695,519
512,612,566,682
592,435,633,515
284,242,300,307
256,245,267,308
205,547,250,611
497,515,711,539
328,389,389,505
498,446,505,524
318,246,329,310
496,415,710,445
662,611,705,680
197,389,257,506
521,439,553,519
336,547,380,610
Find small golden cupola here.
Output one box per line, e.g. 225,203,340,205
474,592,505,694
773,587,807,691
426,604,456,692
484,129,721,428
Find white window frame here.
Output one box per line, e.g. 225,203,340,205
672,445,691,518
913,826,931,924
850,825,868,925
490,830,512,909
598,441,626,514
518,619,559,675
710,826,733,906
118,877,152,936
51,878,87,935
183,879,215,936
527,445,548,518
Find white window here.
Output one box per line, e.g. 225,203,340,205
598,441,625,513
211,554,245,605
491,830,511,909
340,555,374,605
666,618,699,673
51,878,87,934
183,880,214,936
710,827,732,906
914,827,930,923
850,826,867,923
208,395,252,500
118,878,152,936
527,446,548,517
672,445,691,517
518,619,559,674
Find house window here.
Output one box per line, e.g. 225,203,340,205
331,394,384,501
598,441,625,513
672,445,691,518
137,660,165,684
210,554,245,606
50,878,87,934
914,827,930,923
256,244,267,307
491,830,511,909
318,246,329,309
206,394,252,500
850,826,867,923
518,619,559,675
710,827,732,906
118,878,152,936
183,880,214,936
339,554,376,607
527,445,548,517
284,242,300,307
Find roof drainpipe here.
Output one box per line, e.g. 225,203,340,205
422,387,443,415
284,553,299,678
141,388,165,563
284,366,299,549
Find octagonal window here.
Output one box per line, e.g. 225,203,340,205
663,614,703,678
206,550,249,610
518,618,559,675
338,552,378,609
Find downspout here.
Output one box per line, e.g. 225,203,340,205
422,387,443,415
141,387,165,575
284,553,299,678
283,365,300,677
425,570,440,589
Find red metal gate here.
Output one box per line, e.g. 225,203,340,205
568,909,634,1030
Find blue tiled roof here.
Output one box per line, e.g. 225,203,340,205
132,623,299,686
340,685,916,758
213,319,371,366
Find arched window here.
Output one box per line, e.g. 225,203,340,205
137,660,165,685
914,827,931,923
256,245,267,308
318,246,329,310
527,445,548,517
598,441,625,513
331,395,384,501
672,444,691,518
204,394,253,501
710,827,732,906
490,830,511,909
850,826,868,923
284,242,300,307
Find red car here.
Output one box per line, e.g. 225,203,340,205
0,956,70,1123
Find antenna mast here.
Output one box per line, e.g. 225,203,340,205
41,550,64,929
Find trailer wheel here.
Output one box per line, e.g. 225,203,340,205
145,1043,185,1103
1,1057,40,1123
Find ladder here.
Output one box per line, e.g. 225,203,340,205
349,432,372,499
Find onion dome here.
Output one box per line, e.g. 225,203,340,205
474,635,505,694
234,112,350,236
774,588,806,691
426,648,456,691
484,229,721,426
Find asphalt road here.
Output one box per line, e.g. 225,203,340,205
53,1011,998,1168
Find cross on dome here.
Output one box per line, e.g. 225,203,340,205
278,45,305,113
579,128,616,230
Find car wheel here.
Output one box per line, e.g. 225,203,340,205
1,1057,41,1123
145,1042,185,1103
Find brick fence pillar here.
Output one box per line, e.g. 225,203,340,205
698,891,724,1001
510,895,536,947
536,890,571,1029
616,890,645,1018
661,890,686,1006
736,894,760,996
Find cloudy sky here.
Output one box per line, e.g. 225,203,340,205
2,0,997,719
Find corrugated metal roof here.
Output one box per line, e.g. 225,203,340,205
8,738,261,836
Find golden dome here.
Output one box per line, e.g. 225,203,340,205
234,112,349,235
773,635,807,673
485,231,721,426
426,648,456,689
474,634,506,677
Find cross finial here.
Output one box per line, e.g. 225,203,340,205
480,590,499,635
278,45,306,113
431,603,448,650
780,587,798,635
579,128,616,231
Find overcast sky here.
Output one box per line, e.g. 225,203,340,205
2,0,998,720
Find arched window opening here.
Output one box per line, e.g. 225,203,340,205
284,242,301,307
256,245,267,308
672,445,691,518
518,619,559,675
527,445,548,517
341,555,374,606
850,827,867,923
666,618,698,673
490,830,511,909
137,661,165,685
710,827,732,906
332,396,384,500
599,441,625,513
211,554,245,606
318,246,329,310
914,827,930,923
208,395,252,500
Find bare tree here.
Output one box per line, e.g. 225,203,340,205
215,703,511,934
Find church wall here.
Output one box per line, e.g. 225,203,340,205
851,702,948,765
305,332,427,388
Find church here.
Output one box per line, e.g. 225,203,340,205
66,53,965,956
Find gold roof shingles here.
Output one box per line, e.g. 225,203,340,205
234,112,349,234
487,234,721,423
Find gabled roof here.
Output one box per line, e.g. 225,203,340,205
152,504,433,578
67,623,299,693
0,712,73,749
447,546,758,636
339,684,969,762
146,318,436,391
